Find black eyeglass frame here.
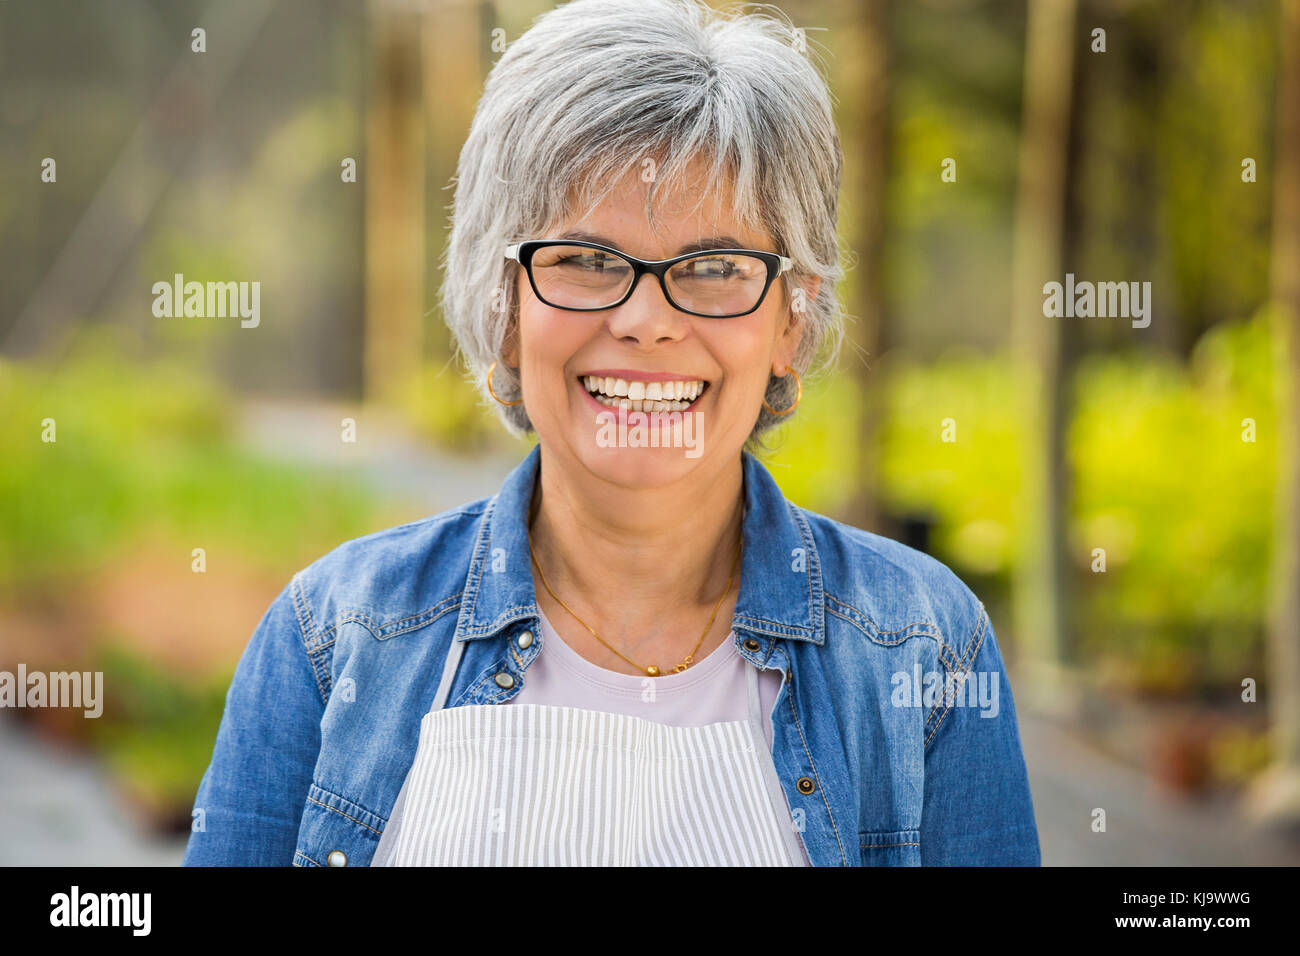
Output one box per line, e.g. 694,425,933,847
504,238,795,319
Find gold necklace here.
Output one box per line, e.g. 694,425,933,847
527,528,742,677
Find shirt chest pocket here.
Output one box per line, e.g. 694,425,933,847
858,829,921,866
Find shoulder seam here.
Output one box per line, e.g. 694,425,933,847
291,571,330,705
923,603,988,748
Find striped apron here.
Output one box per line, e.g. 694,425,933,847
372,651,805,866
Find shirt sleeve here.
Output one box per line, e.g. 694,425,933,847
182,575,325,866
919,605,1042,865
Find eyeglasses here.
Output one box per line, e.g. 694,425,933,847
504,239,793,318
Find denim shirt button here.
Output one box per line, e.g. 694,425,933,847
494,672,516,689
742,638,760,652
517,630,534,649
327,850,347,867
796,777,816,795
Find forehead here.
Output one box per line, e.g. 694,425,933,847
552,155,773,254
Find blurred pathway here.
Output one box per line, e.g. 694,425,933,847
1020,710,1300,865
234,398,524,515
0,715,189,865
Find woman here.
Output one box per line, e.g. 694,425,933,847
184,0,1040,867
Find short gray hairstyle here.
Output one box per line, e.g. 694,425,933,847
440,0,845,448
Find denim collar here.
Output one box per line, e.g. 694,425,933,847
453,442,824,645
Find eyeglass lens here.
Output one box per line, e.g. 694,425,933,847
528,244,771,316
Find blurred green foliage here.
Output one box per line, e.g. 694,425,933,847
88,640,231,830
768,309,1275,689
0,331,390,821
399,360,531,457
0,330,385,602
1071,311,1273,685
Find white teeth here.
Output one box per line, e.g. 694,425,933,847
581,375,708,405
589,393,692,412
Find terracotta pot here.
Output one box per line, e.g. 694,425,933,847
1151,717,1211,796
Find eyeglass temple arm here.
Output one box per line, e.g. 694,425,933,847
504,243,520,260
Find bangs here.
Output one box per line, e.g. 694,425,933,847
534,123,771,247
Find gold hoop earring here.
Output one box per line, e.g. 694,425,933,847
762,368,802,417
487,360,523,406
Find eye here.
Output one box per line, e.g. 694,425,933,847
559,252,627,272
677,256,735,278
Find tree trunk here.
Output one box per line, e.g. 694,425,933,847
1009,0,1079,716
839,0,891,534
364,0,426,407
424,0,490,361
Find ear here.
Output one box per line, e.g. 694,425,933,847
773,275,818,374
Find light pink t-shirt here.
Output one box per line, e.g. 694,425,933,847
511,605,784,750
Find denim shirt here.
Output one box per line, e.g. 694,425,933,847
183,442,1041,867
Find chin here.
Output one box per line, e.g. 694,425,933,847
572,432,706,489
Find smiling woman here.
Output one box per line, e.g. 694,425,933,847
183,0,1041,868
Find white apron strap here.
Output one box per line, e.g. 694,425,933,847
745,658,807,866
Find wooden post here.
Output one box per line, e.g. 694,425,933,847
424,0,488,361
364,0,426,408
838,0,891,535
1009,0,1079,716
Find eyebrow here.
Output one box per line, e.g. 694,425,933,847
556,231,754,256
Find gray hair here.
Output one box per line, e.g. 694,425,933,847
440,0,846,448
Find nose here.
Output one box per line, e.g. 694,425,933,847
605,271,689,346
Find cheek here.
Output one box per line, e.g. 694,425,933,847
516,288,565,352
706,316,779,386
521,307,587,362
515,302,594,412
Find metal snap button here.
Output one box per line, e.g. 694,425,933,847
742,638,760,652
327,849,348,867
796,776,816,795
494,672,515,689
517,630,534,649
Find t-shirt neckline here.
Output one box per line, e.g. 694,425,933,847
534,602,738,692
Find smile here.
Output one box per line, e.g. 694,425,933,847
579,374,709,413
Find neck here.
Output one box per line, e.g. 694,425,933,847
526,444,745,667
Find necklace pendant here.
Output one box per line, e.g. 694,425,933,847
646,665,660,677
